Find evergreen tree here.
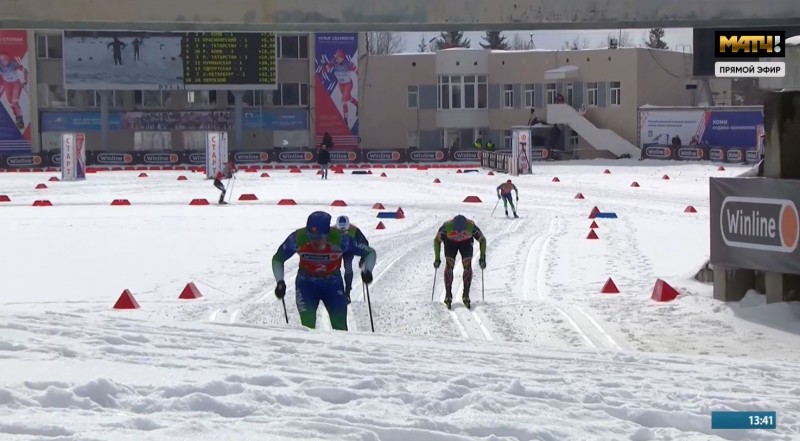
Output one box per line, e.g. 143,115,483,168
480,31,510,50
418,35,429,52
434,31,471,49
644,28,669,49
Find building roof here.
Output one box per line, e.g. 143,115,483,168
788,35,800,45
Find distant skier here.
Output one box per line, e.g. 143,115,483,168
0,51,29,129
496,179,519,218
334,215,370,304
433,214,487,309
213,162,237,204
107,37,127,65
272,211,377,330
132,38,142,61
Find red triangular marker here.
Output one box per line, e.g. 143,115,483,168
651,279,680,302
179,282,203,299
113,289,140,309
601,278,619,294
587,230,599,239
590,220,599,229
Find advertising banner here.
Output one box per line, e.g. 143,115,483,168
0,153,43,168
139,151,182,166
314,33,359,149
229,150,271,165
363,149,407,164
449,150,480,162
41,110,309,132
271,148,317,164
327,149,361,164
640,108,763,161
511,128,532,175
88,151,136,166
60,132,86,180
710,177,800,274
409,149,447,163
205,132,227,178
0,30,32,152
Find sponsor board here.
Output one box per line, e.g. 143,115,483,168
530,149,550,160
275,150,315,163
93,152,135,165
726,149,744,162
745,149,759,163
678,147,704,160
710,177,800,274
142,153,180,165
328,150,360,163
644,146,672,159
232,151,271,164
3,154,43,168
409,150,446,162
709,148,725,161
451,150,480,162
365,150,403,163
186,152,206,165
720,196,799,253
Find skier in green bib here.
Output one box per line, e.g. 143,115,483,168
433,215,487,309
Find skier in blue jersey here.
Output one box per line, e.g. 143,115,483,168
334,215,370,304
272,211,376,330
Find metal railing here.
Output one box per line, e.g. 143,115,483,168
480,151,512,174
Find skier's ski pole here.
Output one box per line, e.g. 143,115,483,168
364,283,375,333
491,198,500,217
227,175,236,203
481,267,485,302
281,296,289,324
431,267,438,302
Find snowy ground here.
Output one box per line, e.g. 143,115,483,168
1,160,799,440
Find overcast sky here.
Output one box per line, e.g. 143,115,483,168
399,28,694,53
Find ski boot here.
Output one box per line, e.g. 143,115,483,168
505,210,509,217
345,289,351,305
462,291,471,309
444,292,453,309
218,193,227,205
513,212,519,218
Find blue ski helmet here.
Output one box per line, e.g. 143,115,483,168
453,214,467,231
306,211,332,238
336,215,350,231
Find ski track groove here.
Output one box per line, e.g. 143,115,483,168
440,215,523,342
537,217,627,352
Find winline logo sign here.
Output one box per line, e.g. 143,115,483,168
720,196,799,253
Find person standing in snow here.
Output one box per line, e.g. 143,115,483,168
318,144,331,179
107,37,127,65
433,214,487,309
334,215,370,304
213,161,237,205
272,211,377,330
496,179,519,218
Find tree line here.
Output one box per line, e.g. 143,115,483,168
366,29,671,55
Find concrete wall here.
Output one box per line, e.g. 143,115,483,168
3,0,799,31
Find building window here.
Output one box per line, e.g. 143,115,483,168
586,82,598,107
228,90,264,107
38,84,68,108
273,83,309,106
524,84,535,108
66,90,82,108
503,84,514,108
134,132,171,151
503,130,512,149
568,130,579,151
89,91,125,108
278,35,309,59
407,86,418,108
186,91,214,107
135,90,171,107
36,34,63,59
407,131,419,148
610,81,621,106
438,75,487,110
546,83,557,104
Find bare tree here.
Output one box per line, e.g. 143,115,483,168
366,32,405,55
561,35,590,50
417,35,430,52
510,33,535,50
